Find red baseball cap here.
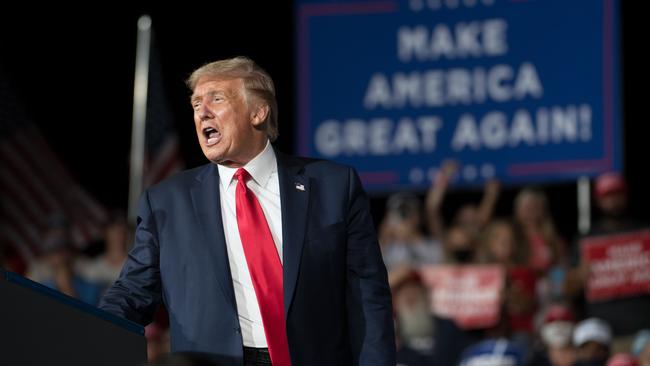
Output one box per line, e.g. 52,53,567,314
543,304,575,323
594,172,627,198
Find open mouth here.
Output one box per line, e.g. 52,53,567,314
202,126,221,146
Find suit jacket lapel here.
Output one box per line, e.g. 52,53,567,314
276,151,309,317
190,164,237,311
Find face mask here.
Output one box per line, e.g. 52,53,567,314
397,300,434,340
541,321,574,348
452,249,473,263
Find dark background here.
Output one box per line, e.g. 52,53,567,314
0,2,646,241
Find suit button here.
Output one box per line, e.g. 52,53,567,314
234,327,241,334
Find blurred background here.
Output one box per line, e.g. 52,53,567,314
2,1,650,365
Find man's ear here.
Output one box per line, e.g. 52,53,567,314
250,103,270,127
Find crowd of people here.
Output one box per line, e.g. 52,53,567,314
384,165,650,366
2,167,650,366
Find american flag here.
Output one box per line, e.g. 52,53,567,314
0,65,108,264
142,34,184,188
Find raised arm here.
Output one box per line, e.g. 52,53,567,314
477,179,501,228
425,160,457,238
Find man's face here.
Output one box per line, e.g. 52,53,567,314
576,341,609,362
596,191,627,216
515,194,544,225
191,77,266,167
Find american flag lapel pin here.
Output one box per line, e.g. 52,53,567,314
295,182,305,191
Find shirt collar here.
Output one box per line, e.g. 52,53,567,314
217,140,276,191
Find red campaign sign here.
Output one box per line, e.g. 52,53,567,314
581,229,650,302
420,265,504,330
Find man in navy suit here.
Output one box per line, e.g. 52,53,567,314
100,56,395,365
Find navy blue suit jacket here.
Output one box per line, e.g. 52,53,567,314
100,151,395,365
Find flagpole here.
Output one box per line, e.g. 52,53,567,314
577,175,591,235
128,15,152,228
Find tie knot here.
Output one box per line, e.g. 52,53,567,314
234,168,251,183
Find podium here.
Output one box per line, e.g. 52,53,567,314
0,268,147,366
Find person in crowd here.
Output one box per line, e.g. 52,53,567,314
379,192,442,286
479,219,525,267
392,271,435,355
429,223,488,365
442,224,478,265
573,318,612,366
27,215,103,305
392,272,435,366
512,186,569,323
479,219,537,351
425,160,500,241
100,56,394,366
513,187,566,275
564,173,650,352
588,172,645,236
529,304,577,366
76,211,130,292
146,321,171,362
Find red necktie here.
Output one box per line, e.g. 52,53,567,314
234,168,291,366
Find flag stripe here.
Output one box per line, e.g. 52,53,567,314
3,138,91,243
0,165,49,230
0,157,50,218
145,137,182,186
1,197,42,254
0,141,63,214
0,129,107,255
2,68,108,262
147,136,178,178
28,128,107,223
11,127,98,243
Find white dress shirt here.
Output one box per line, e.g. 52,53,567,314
217,141,282,347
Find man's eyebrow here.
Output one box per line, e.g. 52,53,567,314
190,91,224,103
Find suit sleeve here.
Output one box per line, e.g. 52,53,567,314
99,190,162,325
344,167,396,365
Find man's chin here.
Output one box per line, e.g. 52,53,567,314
204,153,235,167
206,155,224,164
202,149,223,164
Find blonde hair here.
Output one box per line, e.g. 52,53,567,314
186,56,278,141
477,219,524,265
513,187,564,267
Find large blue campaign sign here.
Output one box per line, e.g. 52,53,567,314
295,0,621,192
